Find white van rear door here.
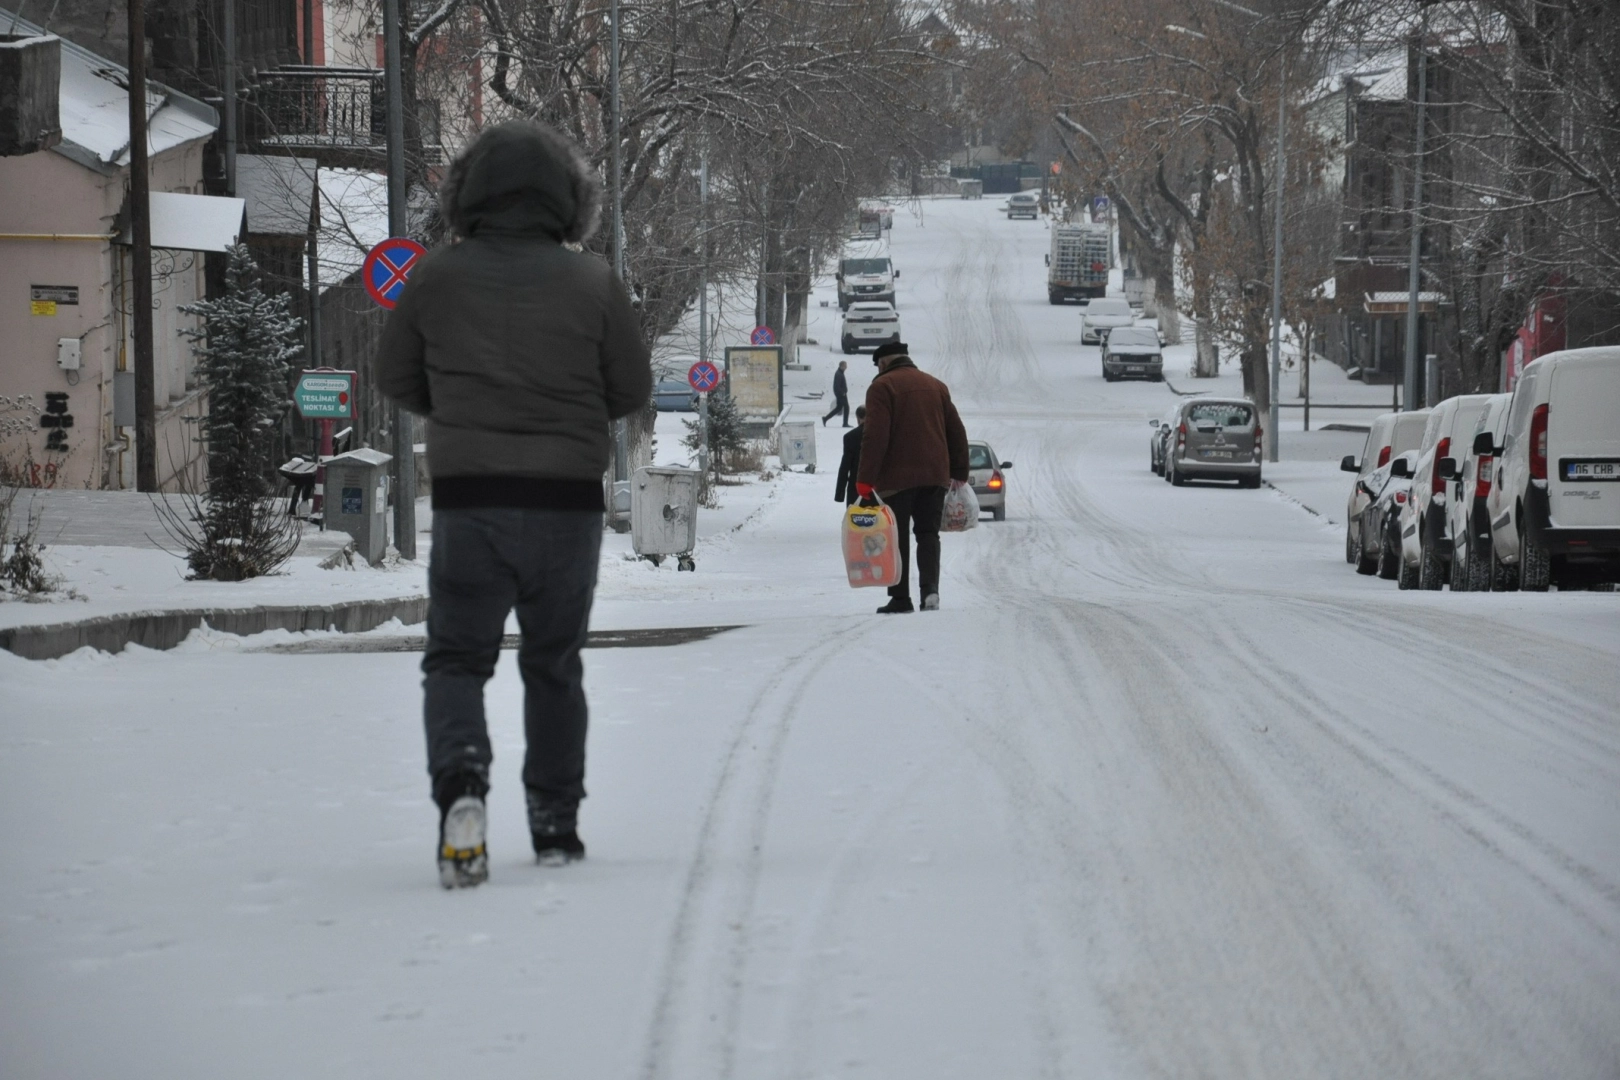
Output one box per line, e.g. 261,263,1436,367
1549,354,1620,528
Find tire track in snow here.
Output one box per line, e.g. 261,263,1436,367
638,619,881,1080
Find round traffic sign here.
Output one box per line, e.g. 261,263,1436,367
687,360,721,393
750,325,776,345
362,237,428,310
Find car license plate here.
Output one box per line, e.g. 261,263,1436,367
1127,366,1143,373
1564,459,1620,481
1203,450,1233,458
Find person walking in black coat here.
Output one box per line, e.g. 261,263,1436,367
377,120,652,888
823,360,850,426
834,405,867,504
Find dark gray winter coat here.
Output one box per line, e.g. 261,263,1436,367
376,121,651,488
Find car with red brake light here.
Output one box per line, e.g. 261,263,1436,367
968,440,1011,521
1396,394,1494,589
1486,347,1620,590
1164,398,1264,488
1443,393,1510,591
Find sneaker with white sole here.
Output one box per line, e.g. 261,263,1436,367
438,795,489,889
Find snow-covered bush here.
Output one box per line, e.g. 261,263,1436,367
156,246,305,581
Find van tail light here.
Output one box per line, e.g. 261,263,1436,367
1177,422,1187,454
1529,404,1549,480
1431,437,1450,495
1395,490,1408,504
1377,445,1391,468
988,471,1004,491
1475,456,1493,500
1254,424,1263,460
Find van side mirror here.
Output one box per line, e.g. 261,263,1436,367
1390,458,1413,478
1340,455,1359,473
1472,430,1495,455
893,270,900,278
1045,254,1050,266
1149,419,1160,428
1000,461,1013,469
1437,457,1458,480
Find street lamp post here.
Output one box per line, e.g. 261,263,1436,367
608,0,630,530
1402,19,1430,412
382,0,416,558
1267,62,1285,463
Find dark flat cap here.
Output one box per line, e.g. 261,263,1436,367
872,340,909,363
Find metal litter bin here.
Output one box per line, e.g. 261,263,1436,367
631,466,699,571
323,447,393,565
778,420,817,473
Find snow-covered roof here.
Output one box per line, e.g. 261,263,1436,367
239,155,318,236
0,7,218,175
315,167,390,290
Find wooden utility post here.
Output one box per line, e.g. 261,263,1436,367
128,0,157,490
382,0,416,559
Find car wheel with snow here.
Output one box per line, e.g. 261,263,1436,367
1377,528,1401,580
1518,525,1551,592
841,338,856,355
1418,534,1446,590
1491,542,1519,592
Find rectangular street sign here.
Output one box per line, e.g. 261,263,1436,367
724,346,783,421
294,370,357,419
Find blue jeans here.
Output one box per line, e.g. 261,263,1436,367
423,508,602,823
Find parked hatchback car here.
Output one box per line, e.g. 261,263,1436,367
1102,325,1164,382
1148,404,1181,475
1369,452,1419,583
1341,409,1430,573
968,441,1012,521
1396,393,1494,589
1081,297,1135,346
840,301,901,353
1486,347,1620,590
1165,398,1263,488
1004,192,1040,219
1445,393,1511,591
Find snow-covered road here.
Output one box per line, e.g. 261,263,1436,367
4,199,1618,1079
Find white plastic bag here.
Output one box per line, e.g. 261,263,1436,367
940,483,979,532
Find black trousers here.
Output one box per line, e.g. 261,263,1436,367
422,507,602,824
883,486,946,601
823,393,850,425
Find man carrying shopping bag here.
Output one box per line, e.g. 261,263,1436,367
855,341,970,613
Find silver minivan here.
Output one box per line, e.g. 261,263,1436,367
1165,398,1263,488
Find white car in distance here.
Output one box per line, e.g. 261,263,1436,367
840,302,901,354
1005,192,1039,219
1081,297,1136,347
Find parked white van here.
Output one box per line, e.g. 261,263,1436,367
1445,392,1511,591
1485,347,1620,590
1342,409,1430,573
1397,394,1494,589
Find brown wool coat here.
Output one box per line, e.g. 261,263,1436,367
857,357,970,494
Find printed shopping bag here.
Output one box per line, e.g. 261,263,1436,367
843,500,899,587
940,483,980,532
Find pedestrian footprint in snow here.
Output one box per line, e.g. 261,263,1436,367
377,120,653,888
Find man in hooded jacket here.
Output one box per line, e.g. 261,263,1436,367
377,120,652,887
855,341,969,613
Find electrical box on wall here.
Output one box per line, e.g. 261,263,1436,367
56,337,81,371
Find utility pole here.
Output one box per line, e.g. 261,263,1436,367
383,0,416,558
697,149,710,479
1402,18,1430,413
222,0,236,195
608,0,629,528
1267,62,1286,463
129,0,157,491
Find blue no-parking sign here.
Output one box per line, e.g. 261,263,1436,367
362,237,428,309
750,325,776,346
688,360,721,393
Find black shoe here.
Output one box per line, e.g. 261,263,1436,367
434,770,490,889
822,416,829,426
527,789,585,865
876,596,915,614
532,830,587,866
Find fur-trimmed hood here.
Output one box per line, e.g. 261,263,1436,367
438,120,602,243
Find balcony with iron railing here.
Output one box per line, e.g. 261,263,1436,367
245,66,440,167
